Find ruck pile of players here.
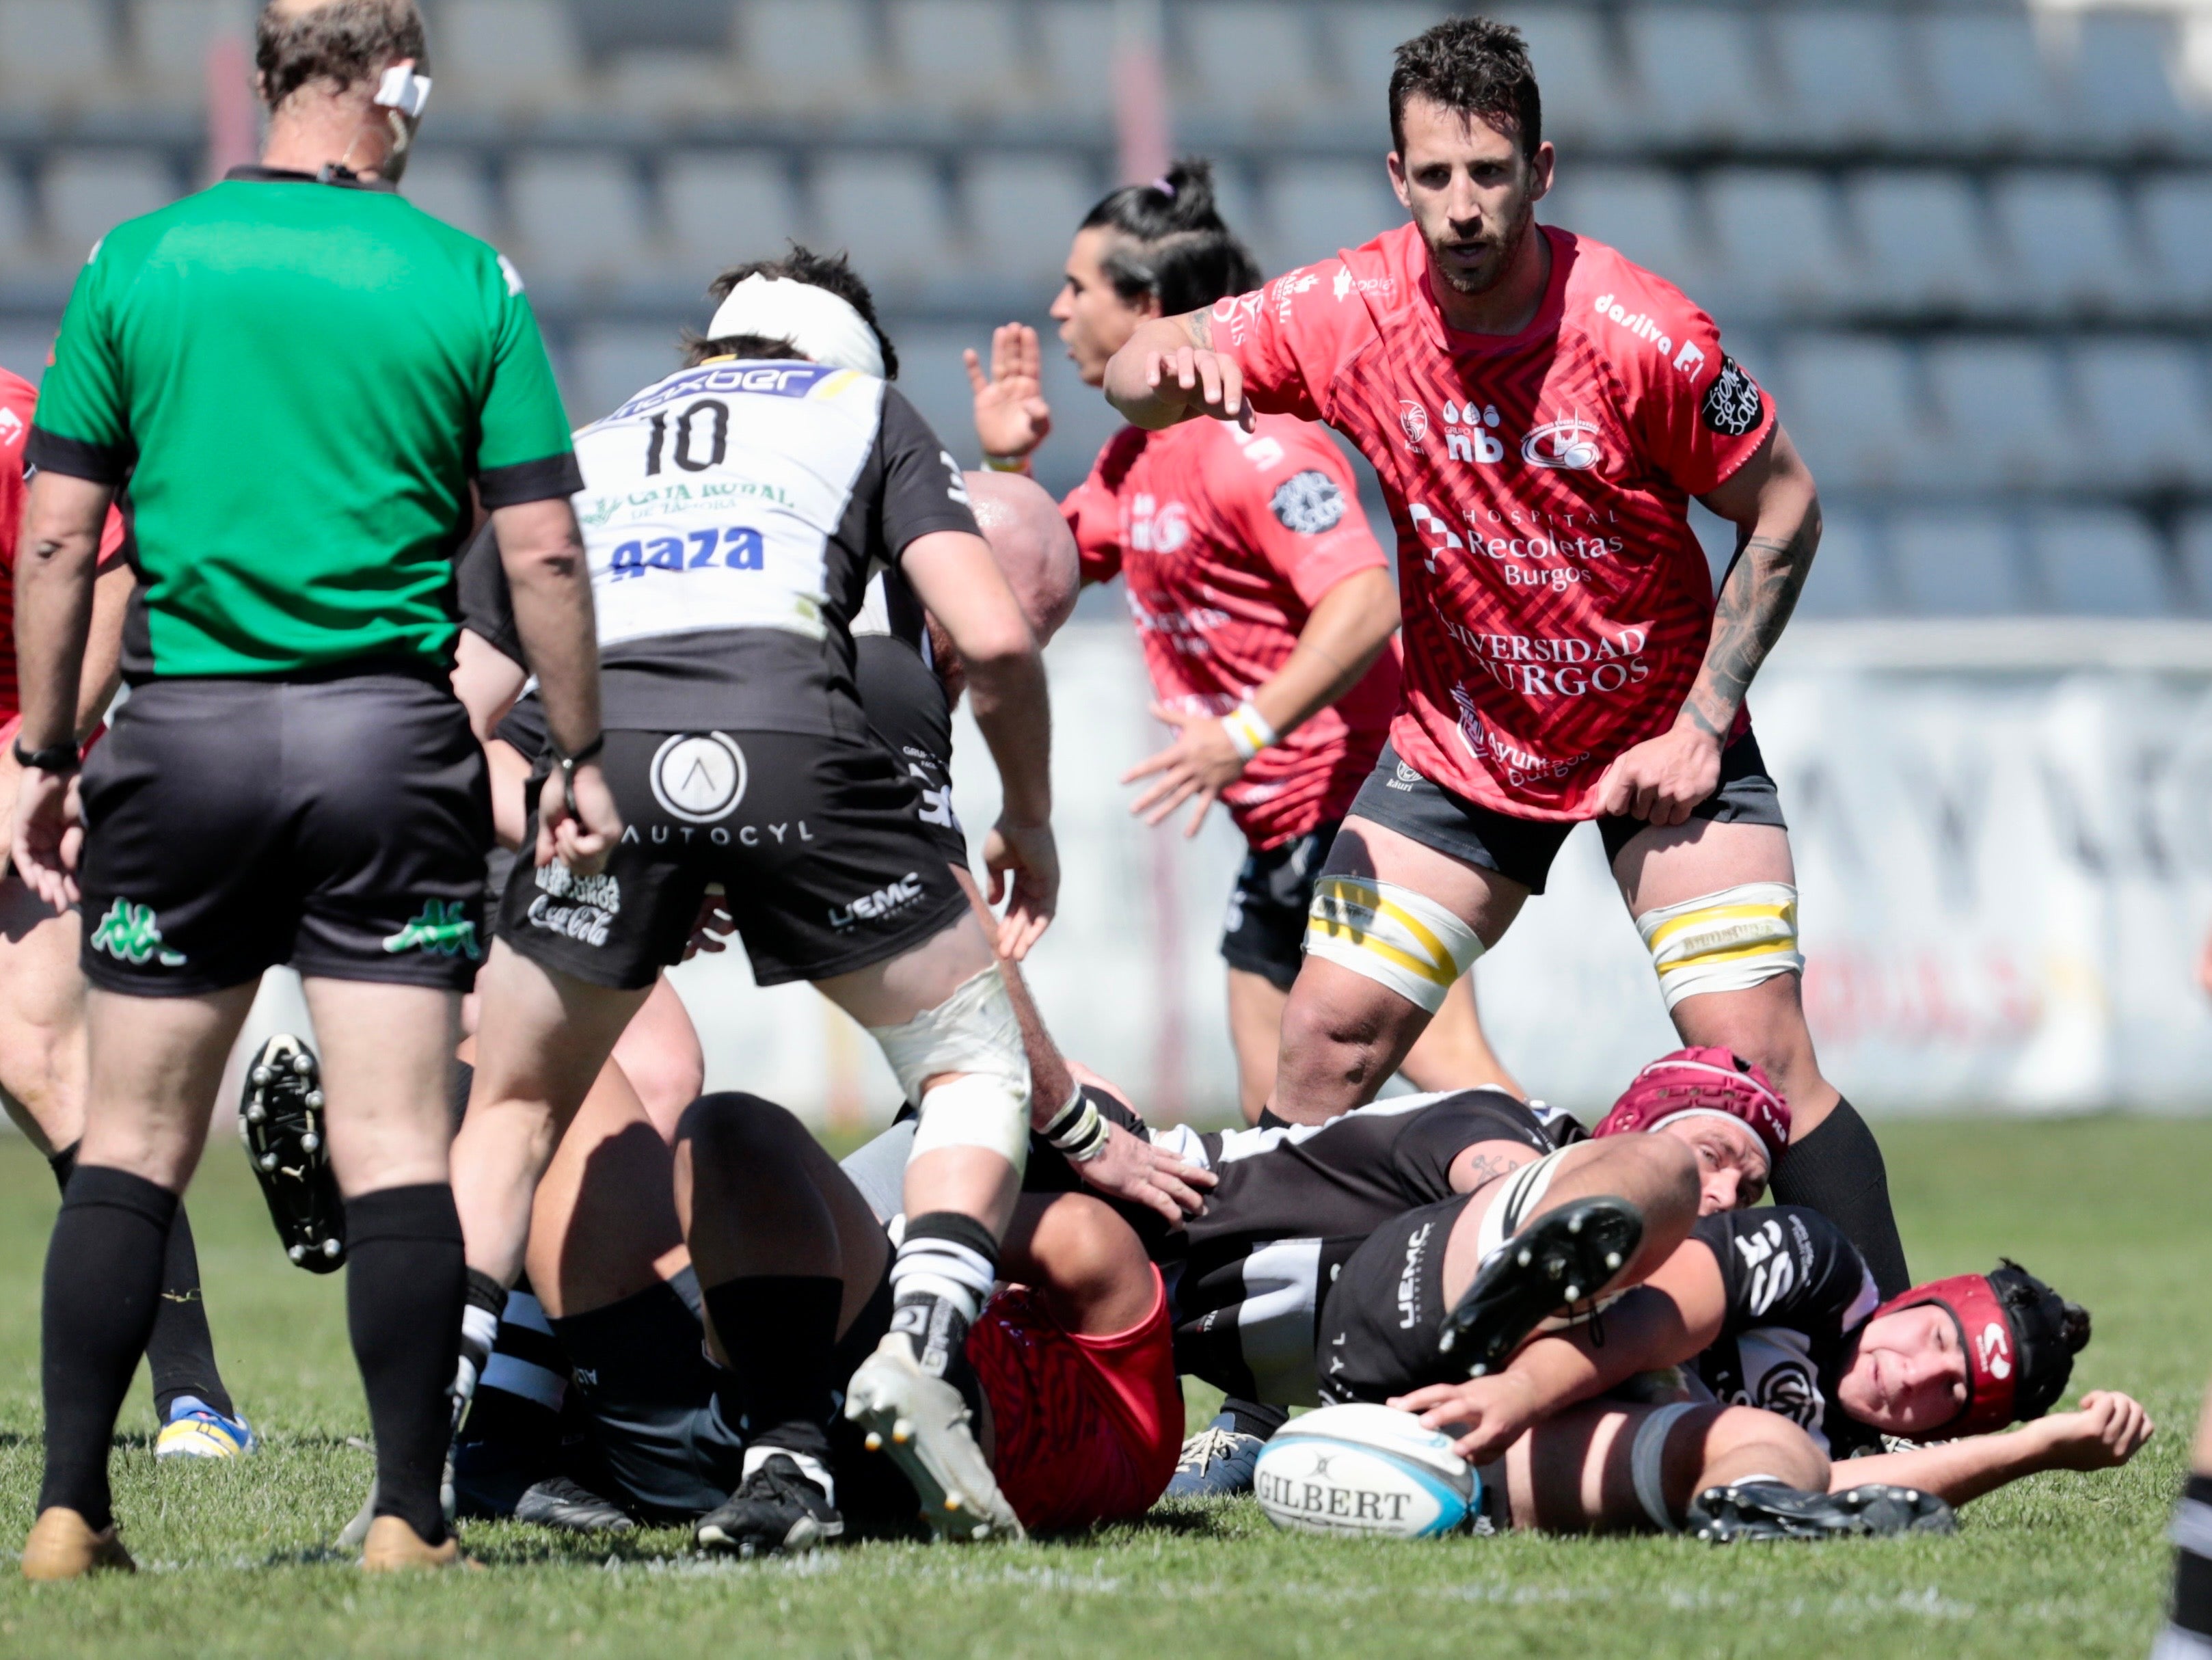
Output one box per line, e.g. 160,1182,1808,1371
3,1,2154,1579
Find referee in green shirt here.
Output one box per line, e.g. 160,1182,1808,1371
14,0,618,1577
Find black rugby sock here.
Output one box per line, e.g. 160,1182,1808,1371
1768,1097,1911,1299
701,1274,842,1465
346,1184,466,1544
2165,1473,2212,1646
453,1266,507,1430
1222,1399,1288,1440
888,1211,999,1402
455,1283,567,1469
39,1166,177,1529
51,1140,237,1423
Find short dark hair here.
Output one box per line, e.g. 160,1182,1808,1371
1079,157,1263,317
1388,16,1543,161
255,0,427,111
681,244,899,379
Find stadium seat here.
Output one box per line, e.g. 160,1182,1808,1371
810,153,954,291
2179,512,2212,611
887,323,987,455
602,51,752,118
1488,8,1628,145
2068,14,2201,150
664,152,801,277
960,155,1098,290
399,152,501,243
1770,11,1928,146
0,324,54,382
2141,175,2212,309
1842,172,1996,314
1323,4,1454,118
131,0,257,107
888,0,1025,116
507,154,654,286
1887,511,2031,617
1917,12,2066,147
1034,0,1116,118
1542,168,1708,297
1775,335,1939,491
1180,2,1319,125
436,0,584,115
1922,341,2081,492
1702,171,1849,319
1790,509,1890,620
1260,160,1399,272
567,325,685,427
2073,339,2212,491
40,151,179,266
2025,509,2171,616
0,169,33,280
1619,6,1782,145
738,0,880,109
0,1,116,112
1988,172,2143,314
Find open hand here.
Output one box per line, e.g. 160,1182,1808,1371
966,323,1053,461
983,816,1058,960
1074,1121,1217,1226
1141,344,1255,431
1122,703,1248,837
1389,1372,1541,1464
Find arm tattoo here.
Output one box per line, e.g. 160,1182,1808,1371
1682,503,1820,740
1182,309,1212,349
1459,1151,1523,1188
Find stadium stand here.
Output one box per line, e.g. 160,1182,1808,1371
0,0,2206,616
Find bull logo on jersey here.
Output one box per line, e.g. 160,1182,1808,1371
1398,401,1429,449
1751,1358,1820,1428
1977,1320,2013,1380
1520,414,1604,471
650,732,747,824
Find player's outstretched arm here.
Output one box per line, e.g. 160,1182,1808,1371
1102,310,1254,433
11,470,112,905
904,527,1058,957
1828,1391,2153,1508
1596,424,1820,825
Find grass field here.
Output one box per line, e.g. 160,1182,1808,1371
0,1116,2206,1659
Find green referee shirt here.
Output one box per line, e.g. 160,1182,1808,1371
27,165,582,680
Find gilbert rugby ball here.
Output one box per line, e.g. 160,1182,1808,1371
1254,1402,1476,1539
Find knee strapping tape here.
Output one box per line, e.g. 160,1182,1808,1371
869,965,1030,1171
1631,1402,1699,1533
1634,881,1804,1011
1303,876,1483,1013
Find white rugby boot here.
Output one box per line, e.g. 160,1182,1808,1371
844,1333,1025,1543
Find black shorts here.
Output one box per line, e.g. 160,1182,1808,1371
496,729,969,991
78,675,491,995
1344,735,1785,896
1313,1192,1475,1406
1220,820,1340,991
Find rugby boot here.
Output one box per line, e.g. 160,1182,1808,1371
1436,1194,1644,1378
844,1333,1025,1543
154,1393,257,1460
513,1476,636,1536
360,1514,470,1571
21,1508,135,1581
1686,1480,1958,1542
238,1034,347,1272
694,1454,844,1557
1163,1415,1265,1500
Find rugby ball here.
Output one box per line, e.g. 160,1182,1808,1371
1253,1402,1476,1539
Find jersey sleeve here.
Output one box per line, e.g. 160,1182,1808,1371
1209,260,1373,427
25,254,133,483
1061,461,1123,586
1390,1090,1556,1202
455,520,524,666
873,388,984,562
1609,282,1776,497
1694,1207,1879,1345
473,254,584,509
1211,423,1388,609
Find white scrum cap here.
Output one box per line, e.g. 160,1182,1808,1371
705,275,885,378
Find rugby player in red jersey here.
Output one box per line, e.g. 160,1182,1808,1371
1102,18,1910,1301
969,158,1520,1127
0,365,249,1460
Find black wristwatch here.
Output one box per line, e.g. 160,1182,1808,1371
549,732,605,784
12,737,79,774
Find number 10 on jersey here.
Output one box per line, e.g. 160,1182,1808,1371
608,526,765,580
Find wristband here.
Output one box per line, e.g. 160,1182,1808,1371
549,732,605,784
1221,699,1278,761
12,737,79,774
1040,1083,1111,1164
982,451,1033,475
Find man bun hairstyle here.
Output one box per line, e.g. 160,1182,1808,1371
1390,16,1543,161
1990,1258,2090,1424
1079,158,1263,317
256,0,427,112
683,244,899,379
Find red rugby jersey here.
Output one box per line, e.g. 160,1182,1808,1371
1062,412,1402,849
1211,223,1775,821
1,365,129,732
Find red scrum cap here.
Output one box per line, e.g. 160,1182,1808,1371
1593,1047,1790,1166
1870,1260,2090,1438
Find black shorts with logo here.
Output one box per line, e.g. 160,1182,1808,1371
1344,735,1785,896
1220,819,1340,991
496,728,969,991
1313,1191,1476,1406
78,675,491,995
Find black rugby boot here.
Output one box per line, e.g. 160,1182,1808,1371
1437,1195,1644,1377
693,1454,845,1557
238,1034,347,1272
514,1476,635,1536
1687,1480,1957,1542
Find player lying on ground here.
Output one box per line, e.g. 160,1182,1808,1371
1101,16,1912,1302
452,1075,1184,1549
968,157,1517,1126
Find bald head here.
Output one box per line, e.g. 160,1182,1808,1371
963,470,1080,647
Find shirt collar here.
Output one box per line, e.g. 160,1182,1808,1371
223,164,397,193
